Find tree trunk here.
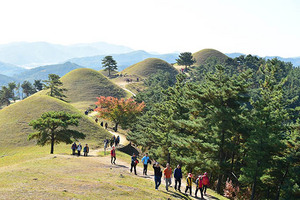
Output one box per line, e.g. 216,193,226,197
275,165,289,200
251,162,259,200
108,69,111,77
217,130,225,194
50,132,54,154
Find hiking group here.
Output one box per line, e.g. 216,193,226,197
71,142,89,157
126,151,210,198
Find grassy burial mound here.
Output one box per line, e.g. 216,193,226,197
193,48,228,66
121,58,178,79
0,94,110,146
60,68,127,110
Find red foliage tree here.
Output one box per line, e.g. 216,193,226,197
94,96,145,131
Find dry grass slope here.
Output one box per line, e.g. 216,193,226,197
121,58,178,78
60,68,127,110
193,49,228,66
0,94,110,146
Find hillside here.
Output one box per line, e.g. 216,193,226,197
0,61,27,76
121,58,178,78
60,68,127,110
15,62,83,82
193,49,228,65
0,41,133,67
69,50,179,71
0,74,16,86
0,94,110,146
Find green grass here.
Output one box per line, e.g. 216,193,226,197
0,145,182,200
121,58,178,79
60,68,127,111
192,49,228,66
0,94,111,146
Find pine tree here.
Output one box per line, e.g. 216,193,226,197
176,52,195,72
43,74,67,101
102,56,118,76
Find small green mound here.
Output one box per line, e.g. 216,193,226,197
193,49,228,65
0,94,110,146
61,68,127,110
121,58,178,78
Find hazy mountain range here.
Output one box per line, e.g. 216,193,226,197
0,41,299,87
69,50,178,71
0,41,133,67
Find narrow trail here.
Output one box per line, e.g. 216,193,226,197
85,86,218,200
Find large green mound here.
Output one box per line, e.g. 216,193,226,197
0,94,110,146
121,58,178,78
61,68,127,110
193,49,228,65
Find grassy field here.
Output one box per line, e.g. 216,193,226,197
60,68,127,111
121,58,178,79
125,82,147,94
192,49,228,66
0,94,111,147
0,145,192,200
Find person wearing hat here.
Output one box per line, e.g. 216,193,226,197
83,144,89,156
77,143,82,156
174,164,182,192
195,175,204,198
153,161,162,190
110,146,116,164
163,163,172,191
202,172,210,195
185,173,193,196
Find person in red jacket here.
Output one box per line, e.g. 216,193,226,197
111,146,116,164
195,175,204,198
202,172,210,195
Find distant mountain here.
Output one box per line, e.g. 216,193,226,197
226,53,300,67
0,42,133,67
0,61,27,76
0,74,16,86
69,50,179,71
14,62,83,82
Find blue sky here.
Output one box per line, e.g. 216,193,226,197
0,0,299,57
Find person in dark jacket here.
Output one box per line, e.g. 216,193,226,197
153,161,162,190
195,175,204,198
83,144,89,156
174,164,182,192
130,153,138,175
71,142,77,155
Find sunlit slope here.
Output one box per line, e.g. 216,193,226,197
193,49,228,65
0,94,110,146
60,68,127,109
121,58,178,78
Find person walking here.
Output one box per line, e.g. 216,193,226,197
77,143,82,156
153,161,162,190
83,144,89,156
195,175,204,199
174,164,182,192
163,163,172,191
110,146,116,164
130,153,138,175
202,172,210,195
141,153,151,175
105,122,108,129
104,139,109,155
110,136,115,147
185,173,193,196
71,142,77,155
